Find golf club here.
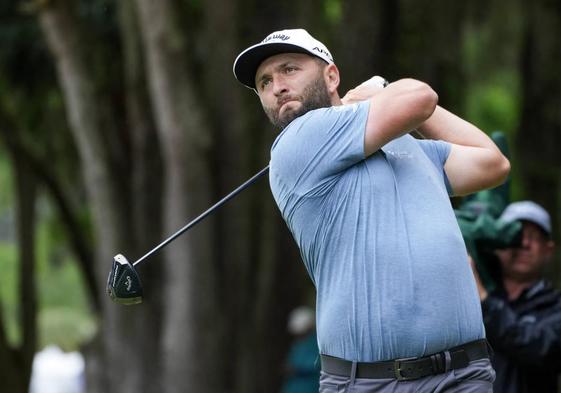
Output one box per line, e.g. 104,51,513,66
107,165,270,305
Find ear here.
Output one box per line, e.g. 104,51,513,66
324,64,340,94
544,240,556,260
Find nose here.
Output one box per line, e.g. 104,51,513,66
521,234,531,249
520,229,535,249
272,76,289,96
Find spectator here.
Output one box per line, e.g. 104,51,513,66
471,200,561,393
281,306,320,393
29,345,85,393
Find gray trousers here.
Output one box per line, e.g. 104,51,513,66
319,359,495,393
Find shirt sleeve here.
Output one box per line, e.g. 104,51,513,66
417,139,453,195
270,101,370,197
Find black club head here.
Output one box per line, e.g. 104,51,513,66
107,254,143,305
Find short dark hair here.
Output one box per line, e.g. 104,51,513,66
313,56,329,69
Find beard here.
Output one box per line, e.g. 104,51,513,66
263,72,332,129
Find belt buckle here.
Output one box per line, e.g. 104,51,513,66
394,356,418,381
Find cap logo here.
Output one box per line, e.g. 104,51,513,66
312,46,331,59
263,33,291,43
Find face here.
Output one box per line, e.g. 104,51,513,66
496,221,555,282
255,53,336,129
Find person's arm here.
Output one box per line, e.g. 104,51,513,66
417,106,510,196
342,78,438,157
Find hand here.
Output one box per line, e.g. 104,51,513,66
468,255,488,301
341,76,388,105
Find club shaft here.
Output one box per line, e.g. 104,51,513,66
133,165,270,266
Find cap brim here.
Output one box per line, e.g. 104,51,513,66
513,216,551,236
233,43,318,89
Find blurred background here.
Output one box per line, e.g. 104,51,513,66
0,0,559,392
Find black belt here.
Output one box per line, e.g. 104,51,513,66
320,339,490,381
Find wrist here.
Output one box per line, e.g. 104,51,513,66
341,75,388,105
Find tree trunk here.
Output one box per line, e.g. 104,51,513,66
199,1,250,389
338,0,399,91
0,310,27,393
15,153,38,393
134,0,219,391
399,0,469,111
1,124,99,311
0,142,37,393
224,3,322,391
37,1,142,392
117,0,166,391
338,0,468,111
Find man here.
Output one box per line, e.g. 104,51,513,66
234,29,510,391
471,201,561,393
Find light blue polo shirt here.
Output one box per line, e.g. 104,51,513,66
269,100,485,362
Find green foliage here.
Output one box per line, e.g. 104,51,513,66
38,308,96,352
324,0,342,25
0,87,17,343
464,72,524,201
465,73,520,138
0,1,54,93
0,154,12,211
0,242,18,344
35,210,96,350
0,215,96,351
0,0,94,353
462,4,526,204
0,3,81,201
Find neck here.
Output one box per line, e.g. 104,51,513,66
503,277,539,301
331,93,342,106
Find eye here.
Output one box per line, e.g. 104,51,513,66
284,66,297,74
260,77,272,90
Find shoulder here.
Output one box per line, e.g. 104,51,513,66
288,101,368,130
412,138,452,169
272,102,369,154
523,281,561,310
383,135,444,158
416,138,452,155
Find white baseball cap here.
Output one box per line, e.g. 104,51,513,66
500,200,552,236
233,28,334,90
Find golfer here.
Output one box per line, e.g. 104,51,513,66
234,29,510,392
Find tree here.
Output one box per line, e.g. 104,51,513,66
0,117,37,393
517,0,561,281
2,0,560,391
34,0,307,391
0,2,92,388
35,0,167,391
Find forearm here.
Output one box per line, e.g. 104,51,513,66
417,106,499,151
362,79,438,156
419,105,510,195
